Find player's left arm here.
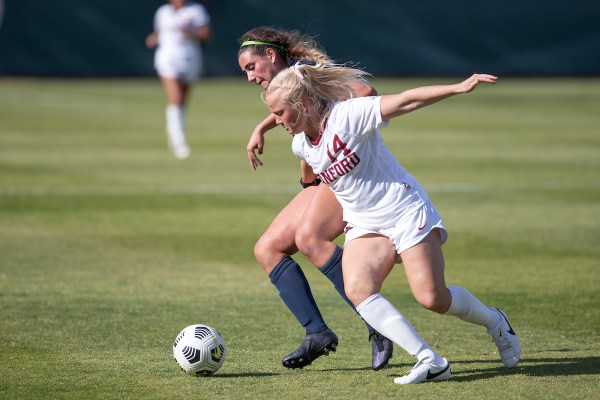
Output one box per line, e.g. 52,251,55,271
189,24,212,43
300,160,319,188
186,8,212,43
380,73,497,120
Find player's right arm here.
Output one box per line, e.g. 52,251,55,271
246,81,376,171
246,113,278,170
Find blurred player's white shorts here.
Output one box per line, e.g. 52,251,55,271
344,198,448,255
155,47,202,83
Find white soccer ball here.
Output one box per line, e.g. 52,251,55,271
173,324,226,376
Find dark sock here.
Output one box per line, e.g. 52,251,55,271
320,246,375,332
269,257,328,335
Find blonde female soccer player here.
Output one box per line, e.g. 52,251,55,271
262,64,521,384
238,27,393,371
146,0,211,159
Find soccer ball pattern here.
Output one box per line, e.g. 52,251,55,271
173,324,226,376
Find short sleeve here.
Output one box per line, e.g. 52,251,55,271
329,97,388,137
191,4,210,28
291,134,306,161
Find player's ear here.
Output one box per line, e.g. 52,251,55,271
266,47,278,62
300,98,311,114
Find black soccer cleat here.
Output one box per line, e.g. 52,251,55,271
369,330,394,371
282,328,338,369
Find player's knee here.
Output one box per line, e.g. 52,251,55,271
344,288,362,308
294,226,316,256
415,289,451,314
254,230,299,274
253,235,275,267
343,281,371,308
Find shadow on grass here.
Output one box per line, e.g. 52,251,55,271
212,354,600,379
210,372,280,378
443,355,600,382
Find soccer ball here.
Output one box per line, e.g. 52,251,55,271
173,324,226,376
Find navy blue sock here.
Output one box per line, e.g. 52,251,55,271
320,246,375,332
269,257,328,335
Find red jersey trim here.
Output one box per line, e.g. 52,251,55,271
310,117,328,145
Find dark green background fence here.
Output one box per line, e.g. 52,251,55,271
0,0,598,77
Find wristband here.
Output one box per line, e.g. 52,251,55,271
300,177,321,189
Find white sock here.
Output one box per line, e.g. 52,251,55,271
445,286,500,329
415,347,445,366
357,293,443,364
166,104,187,148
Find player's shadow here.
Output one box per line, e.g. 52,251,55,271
409,354,600,383
212,353,600,379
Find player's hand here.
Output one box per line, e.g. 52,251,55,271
246,128,265,171
145,32,158,49
458,74,497,93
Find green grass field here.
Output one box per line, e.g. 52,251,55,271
1,77,599,399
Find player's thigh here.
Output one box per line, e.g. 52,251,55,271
299,184,345,241
400,229,448,303
342,234,397,305
160,76,185,105
259,187,318,252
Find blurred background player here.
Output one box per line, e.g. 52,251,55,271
237,27,393,371
146,0,211,159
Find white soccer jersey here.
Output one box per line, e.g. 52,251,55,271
153,1,210,81
292,96,429,230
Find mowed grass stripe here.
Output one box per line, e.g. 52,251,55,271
1,180,599,197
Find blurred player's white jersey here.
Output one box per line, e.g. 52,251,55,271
292,96,429,230
153,1,210,82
